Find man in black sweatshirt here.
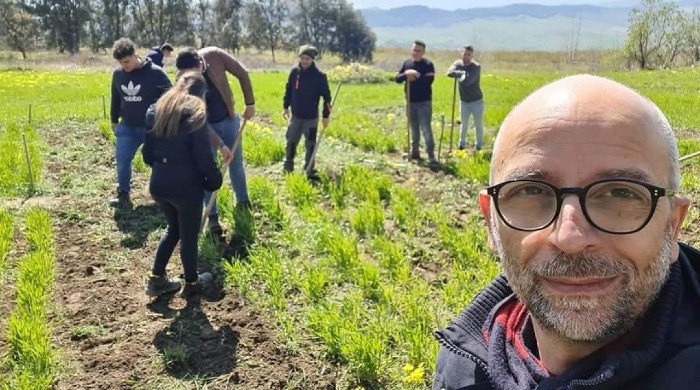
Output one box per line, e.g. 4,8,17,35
282,44,331,178
147,43,174,68
396,40,437,164
447,45,485,151
110,38,171,206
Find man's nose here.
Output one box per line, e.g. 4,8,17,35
548,195,601,254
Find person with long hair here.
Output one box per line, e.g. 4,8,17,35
142,71,223,298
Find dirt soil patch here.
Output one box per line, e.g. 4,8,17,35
39,121,337,389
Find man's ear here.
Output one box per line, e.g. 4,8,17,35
670,196,691,241
479,190,497,252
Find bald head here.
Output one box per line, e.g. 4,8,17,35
491,74,679,190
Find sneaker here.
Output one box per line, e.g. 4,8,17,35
181,272,213,299
428,158,439,166
146,274,182,297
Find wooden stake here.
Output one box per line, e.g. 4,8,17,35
22,132,34,194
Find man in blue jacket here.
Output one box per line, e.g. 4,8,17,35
147,43,173,68
282,44,331,179
110,38,171,207
433,74,700,390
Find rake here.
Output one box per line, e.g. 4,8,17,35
306,82,342,177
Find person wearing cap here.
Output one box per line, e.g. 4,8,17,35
282,44,332,179
175,46,256,240
147,43,174,67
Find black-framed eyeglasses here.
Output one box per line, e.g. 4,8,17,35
486,179,676,234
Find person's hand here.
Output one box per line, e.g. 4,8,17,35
283,108,290,121
322,118,329,128
219,144,233,165
405,69,420,82
243,105,255,120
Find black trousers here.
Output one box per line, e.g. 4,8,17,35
151,195,202,283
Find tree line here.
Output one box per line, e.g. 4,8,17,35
0,0,376,63
625,0,700,70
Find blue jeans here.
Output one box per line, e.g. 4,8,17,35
204,115,249,227
115,124,146,193
459,99,485,150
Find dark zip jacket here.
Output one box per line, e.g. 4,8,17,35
110,58,171,127
147,47,164,67
395,58,435,103
447,60,483,103
142,104,222,201
433,242,700,390
283,63,332,119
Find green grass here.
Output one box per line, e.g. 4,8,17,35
243,122,286,167
2,69,699,144
0,124,42,197
2,208,56,389
0,210,13,274
221,162,500,387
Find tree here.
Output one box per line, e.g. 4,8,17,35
193,0,215,47
685,9,700,63
328,0,375,63
566,17,581,64
129,0,192,47
624,0,687,69
0,0,38,59
291,0,337,58
100,0,130,45
23,0,90,53
212,0,244,52
244,0,291,62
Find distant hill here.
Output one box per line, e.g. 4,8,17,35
359,4,632,51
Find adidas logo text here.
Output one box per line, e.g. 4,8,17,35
121,81,142,102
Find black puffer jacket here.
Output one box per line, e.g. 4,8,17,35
143,104,222,201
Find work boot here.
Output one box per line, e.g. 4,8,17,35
306,168,320,181
181,272,213,299
206,224,226,244
146,274,182,297
109,190,131,208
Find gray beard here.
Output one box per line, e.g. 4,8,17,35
490,214,673,344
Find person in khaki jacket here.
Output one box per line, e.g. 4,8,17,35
175,47,256,240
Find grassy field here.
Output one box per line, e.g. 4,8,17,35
0,56,698,389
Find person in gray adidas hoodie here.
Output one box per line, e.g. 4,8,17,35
447,45,484,151
110,37,172,207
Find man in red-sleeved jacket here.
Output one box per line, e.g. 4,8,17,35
282,45,331,179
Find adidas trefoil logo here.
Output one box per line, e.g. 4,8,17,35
121,81,142,102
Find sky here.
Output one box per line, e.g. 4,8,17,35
349,0,637,10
